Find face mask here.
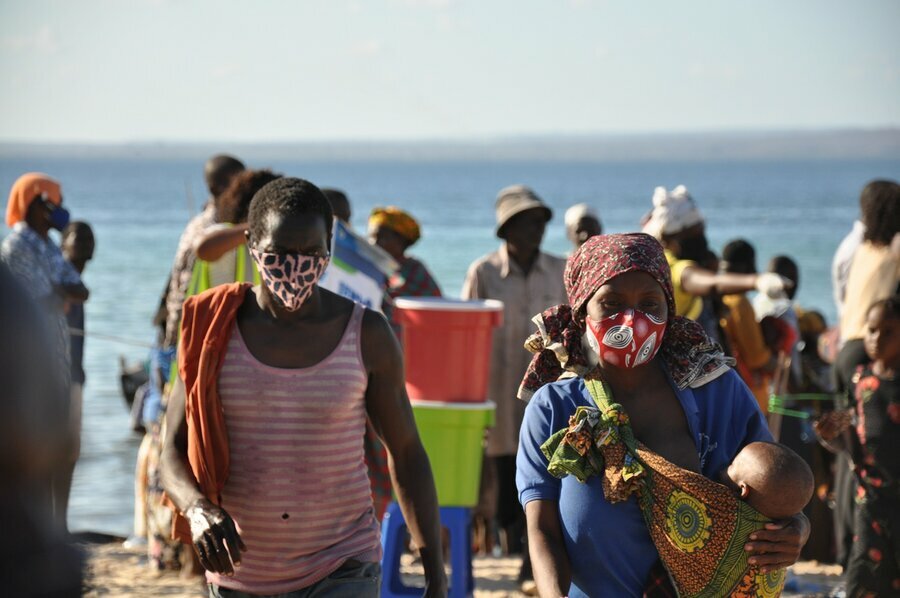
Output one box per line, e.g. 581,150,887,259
249,247,330,312
42,199,70,231
585,309,667,369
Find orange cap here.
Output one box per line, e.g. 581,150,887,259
6,172,62,227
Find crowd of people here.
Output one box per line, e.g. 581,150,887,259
2,159,898,597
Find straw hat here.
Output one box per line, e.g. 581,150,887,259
494,184,552,237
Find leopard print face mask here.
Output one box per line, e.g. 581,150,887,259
249,247,330,311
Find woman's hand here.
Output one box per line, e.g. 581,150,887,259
743,512,810,573
813,409,852,442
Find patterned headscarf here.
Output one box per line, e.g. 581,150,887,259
518,233,732,400
6,173,62,227
368,206,421,245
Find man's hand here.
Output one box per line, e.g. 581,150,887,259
744,513,810,573
185,497,246,575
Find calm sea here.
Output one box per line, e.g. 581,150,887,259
1,156,897,536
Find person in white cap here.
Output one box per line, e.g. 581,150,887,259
462,184,567,585
564,203,602,252
642,185,790,332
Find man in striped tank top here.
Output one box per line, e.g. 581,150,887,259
161,178,447,597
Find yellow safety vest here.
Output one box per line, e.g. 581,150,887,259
186,244,260,298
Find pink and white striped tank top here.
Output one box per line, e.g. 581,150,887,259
207,303,382,594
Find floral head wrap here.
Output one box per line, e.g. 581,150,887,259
368,206,421,245
518,233,732,400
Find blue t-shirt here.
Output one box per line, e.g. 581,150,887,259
516,368,772,598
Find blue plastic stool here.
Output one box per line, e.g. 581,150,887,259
380,502,473,598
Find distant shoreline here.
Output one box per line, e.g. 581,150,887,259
2,128,899,162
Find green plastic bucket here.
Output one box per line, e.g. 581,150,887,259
411,400,495,507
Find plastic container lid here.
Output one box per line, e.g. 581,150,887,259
394,297,504,312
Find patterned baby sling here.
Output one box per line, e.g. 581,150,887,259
541,378,786,597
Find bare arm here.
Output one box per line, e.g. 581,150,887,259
526,500,571,597
159,376,245,574
159,377,204,512
361,310,447,596
194,224,248,262
679,265,758,297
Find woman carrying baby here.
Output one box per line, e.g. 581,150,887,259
516,233,810,597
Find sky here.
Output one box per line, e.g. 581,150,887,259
1,0,898,143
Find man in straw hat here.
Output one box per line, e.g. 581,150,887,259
462,185,567,583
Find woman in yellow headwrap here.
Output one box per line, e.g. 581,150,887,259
368,206,442,319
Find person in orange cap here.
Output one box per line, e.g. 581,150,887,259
1,172,90,533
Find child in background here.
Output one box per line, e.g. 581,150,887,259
815,296,900,596
61,221,95,531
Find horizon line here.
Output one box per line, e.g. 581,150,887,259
2,125,899,147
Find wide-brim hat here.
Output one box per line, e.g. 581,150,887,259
495,184,552,237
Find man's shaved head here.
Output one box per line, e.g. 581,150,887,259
726,442,814,520
204,154,246,198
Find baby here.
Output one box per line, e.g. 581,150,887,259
720,441,815,520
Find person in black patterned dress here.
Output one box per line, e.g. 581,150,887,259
816,296,900,597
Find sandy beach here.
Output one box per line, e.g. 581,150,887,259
81,537,844,597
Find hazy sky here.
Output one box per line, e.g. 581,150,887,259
1,0,898,142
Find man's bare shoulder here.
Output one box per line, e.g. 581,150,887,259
359,306,401,369
360,305,393,339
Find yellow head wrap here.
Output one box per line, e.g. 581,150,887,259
368,206,421,245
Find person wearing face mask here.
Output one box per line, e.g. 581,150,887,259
160,178,446,597
515,233,810,598
642,185,790,344
2,172,89,534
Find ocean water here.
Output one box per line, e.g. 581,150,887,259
1,156,897,537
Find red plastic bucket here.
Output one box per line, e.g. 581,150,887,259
393,297,504,403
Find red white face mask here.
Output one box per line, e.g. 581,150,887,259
585,309,667,369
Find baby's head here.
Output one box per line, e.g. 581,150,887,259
721,442,813,520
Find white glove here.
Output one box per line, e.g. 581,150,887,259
755,272,791,299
